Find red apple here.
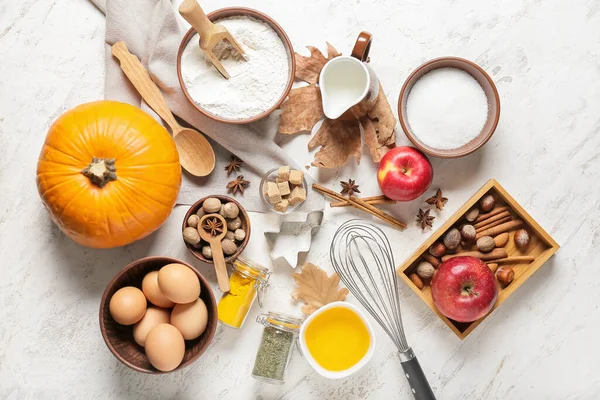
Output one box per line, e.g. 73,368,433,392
377,146,433,201
431,256,498,323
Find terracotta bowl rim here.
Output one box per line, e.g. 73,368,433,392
176,7,296,125
398,56,501,158
182,195,251,263
99,256,218,374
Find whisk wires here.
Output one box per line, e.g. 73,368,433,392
330,220,409,351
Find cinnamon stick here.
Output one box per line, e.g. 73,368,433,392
312,184,406,229
475,206,510,223
476,220,523,240
475,215,512,233
441,248,508,262
491,256,535,264
330,195,396,208
474,210,511,229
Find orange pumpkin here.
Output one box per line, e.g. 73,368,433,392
36,101,182,248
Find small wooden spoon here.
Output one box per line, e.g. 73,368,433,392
112,41,216,177
198,214,230,292
179,0,246,79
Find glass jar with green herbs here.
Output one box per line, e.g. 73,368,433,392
251,312,303,384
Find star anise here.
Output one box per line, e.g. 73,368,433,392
227,175,250,195
425,189,448,211
340,179,361,197
416,208,435,230
225,156,243,176
202,217,224,236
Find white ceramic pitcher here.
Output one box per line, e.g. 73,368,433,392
319,32,379,120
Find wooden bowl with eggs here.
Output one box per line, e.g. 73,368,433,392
99,257,218,374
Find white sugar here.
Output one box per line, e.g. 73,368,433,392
406,68,489,150
181,16,290,120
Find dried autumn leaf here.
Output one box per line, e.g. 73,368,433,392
308,119,362,168
291,263,349,315
295,42,341,84
279,85,323,134
361,85,396,162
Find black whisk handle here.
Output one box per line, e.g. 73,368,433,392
399,348,436,400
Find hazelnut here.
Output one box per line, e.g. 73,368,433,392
221,202,240,219
183,227,201,245
493,232,509,248
514,229,530,250
234,229,246,242
416,261,435,280
460,224,476,242
480,194,495,212
201,246,213,259
203,197,222,213
227,216,242,231
496,266,514,286
187,214,200,228
443,228,461,250
409,273,424,290
225,231,235,241
429,241,446,257
476,236,495,253
465,207,479,222
196,208,205,219
221,239,238,256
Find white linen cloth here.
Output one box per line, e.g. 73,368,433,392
91,0,324,214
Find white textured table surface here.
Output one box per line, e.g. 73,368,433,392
1,0,599,399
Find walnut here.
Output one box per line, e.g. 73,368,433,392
201,246,212,259
225,231,235,241
221,202,240,219
476,236,495,253
234,229,246,242
183,227,201,245
187,214,200,228
203,197,221,213
221,239,238,255
416,261,435,279
443,228,461,250
226,216,242,231
196,207,205,219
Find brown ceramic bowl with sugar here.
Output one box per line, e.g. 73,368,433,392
99,256,218,374
398,57,501,158
183,195,251,264
177,7,296,125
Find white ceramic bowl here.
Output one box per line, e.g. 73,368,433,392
299,301,376,379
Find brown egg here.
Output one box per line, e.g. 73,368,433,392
109,286,147,325
145,323,185,372
133,307,171,346
170,298,209,340
157,263,200,304
142,271,175,308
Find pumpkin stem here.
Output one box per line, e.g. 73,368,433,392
81,157,117,188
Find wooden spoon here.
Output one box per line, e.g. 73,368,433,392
112,41,215,177
179,0,246,79
198,214,230,292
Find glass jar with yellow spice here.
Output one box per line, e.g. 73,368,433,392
217,257,270,328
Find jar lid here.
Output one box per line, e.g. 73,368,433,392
232,257,270,280
256,311,303,333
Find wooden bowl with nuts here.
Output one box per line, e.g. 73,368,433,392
182,195,251,264
397,179,559,340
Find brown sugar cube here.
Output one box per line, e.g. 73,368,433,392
277,181,291,197
266,182,282,204
288,186,306,206
278,166,290,181
274,199,289,213
289,170,304,186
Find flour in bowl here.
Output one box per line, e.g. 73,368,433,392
181,16,290,120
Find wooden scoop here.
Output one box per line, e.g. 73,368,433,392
198,214,230,292
112,41,216,177
179,0,246,79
